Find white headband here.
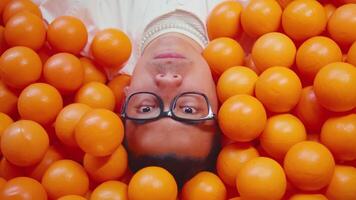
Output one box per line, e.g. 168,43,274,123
139,9,208,54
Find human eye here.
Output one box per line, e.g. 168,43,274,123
179,105,198,114
137,104,156,113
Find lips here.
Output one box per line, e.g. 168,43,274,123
154,52,186,59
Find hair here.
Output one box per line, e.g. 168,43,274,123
123,128,221,188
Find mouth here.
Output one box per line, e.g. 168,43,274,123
154,52,186,59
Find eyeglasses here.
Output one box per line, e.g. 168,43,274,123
121,92,215,124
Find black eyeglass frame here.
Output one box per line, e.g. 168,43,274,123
120,91,216,123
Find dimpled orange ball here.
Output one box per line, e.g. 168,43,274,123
347,41,356,67
75,82,116,111
43,53,84,93
216,143,259,187
252,32,296,72
0,46,42,89
217,66,258,103
0,177,47,200
182,171,226,200
202,37,245,75
328,4,356,45
241,0,282,38
296,36,342,81
289,194,328,200
75,109,124,157
236,157,287,200
207,1,242,39
18,83,63,125
55,103,92,147
83,145,127,182
218,94,267,142
282,0,326,41
91,28,132,68
255,67,302,113
4,11,46,51
284,141,335,191
1,120,49,167
41,159,89,199
320,114,356,161
90,181,128,200
325,165,356,200
47,16,88,55
260,114,307,160
313,62,356,112
128,166,177,200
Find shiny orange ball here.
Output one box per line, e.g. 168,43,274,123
252,32,296,72
203,37,245,75
218,94,267,142
255,66,302,113
313,62,356,112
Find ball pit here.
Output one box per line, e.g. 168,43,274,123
0,0,355,200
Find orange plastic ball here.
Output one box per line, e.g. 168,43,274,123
282,0,326,41
90,181,128,200
48,16,88,54
216,143,259,187
260,114,307,160
83,145,127,183
0,25,8,55
313,62,356,112
324,3,336,20
241,0,282,38
44,53,84,93
91,28,132,68
0,46,42,89
2,0,42,24
255,66,302,113
217,66,258,103
107,74,131,112
41,159,89,199
80,57,107,84
320,114,356,161
182,171,226,200
325,165,356,200
0,158,25,180
296,36,342,81
295,86,331,132
4,11,45,50
0,112,13,137
252,32,296,72
55,103,91,147
289,194,328,200
58,195,87,200
327,4,356,45
75,82,116,111
347,41,356,67
284,141,335,191
0,177,47,200
218,94,267,142
236,157,287,200
27,146,64,181
207,1,242,39
75,109,124,156
18,83,63,125
203,37,245,75
128,166,177,200
1,120,49,167
0,80,18,114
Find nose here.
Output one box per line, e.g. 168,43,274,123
155,73,182,87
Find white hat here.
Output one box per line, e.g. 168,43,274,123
139,9,209,54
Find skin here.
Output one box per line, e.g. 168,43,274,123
124,32,219,161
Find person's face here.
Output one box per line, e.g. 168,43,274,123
124,33,219,185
